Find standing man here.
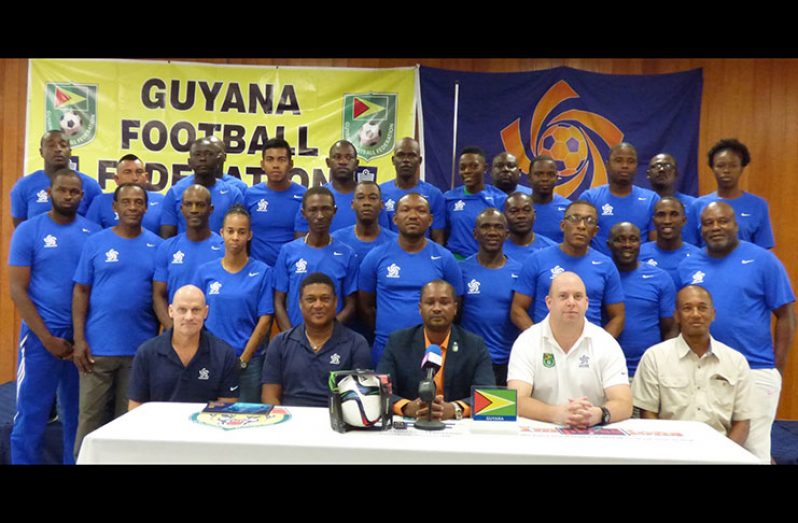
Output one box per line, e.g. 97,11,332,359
359,193,464,365
510,200,625,338
332,181,398,263
529,155,570,243
206,135,249,194
607,222,677,377
380,137,446,244
460,209,523,386
246,138,306,266
633,285,754,447
443,146,507,258
8,169,100,464
503,192,557,262
639,196,701,287
160,137,243,238
491,152,530,196
72,183,163,456
85,154,165,234
153,184,223,329
645,153,698,245
678,201,795,463
508,272,632,427
11,130,102,227
578,142,659,256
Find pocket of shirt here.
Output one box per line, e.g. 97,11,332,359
660,375,691,411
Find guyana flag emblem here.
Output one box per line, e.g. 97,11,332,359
342,93,397,161
472,388,517,422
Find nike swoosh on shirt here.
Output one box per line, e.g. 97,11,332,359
742,259,755,264
219,190,229,195
333,251,344,256
82,228,91,233
741,213,752,217
248,272,260,277
431,255,443,260
591,260,602,265
146,243,156,247
293,195,304,199
637,197,648,201
229,385,239,391
642,274,655,279
211,246,222,251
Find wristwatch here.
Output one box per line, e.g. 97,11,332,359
452,402,463,420
600,406,611,425
239,358,249,370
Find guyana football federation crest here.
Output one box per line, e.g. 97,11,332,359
45,83,98,147
543,352,555,368
342,93,397,161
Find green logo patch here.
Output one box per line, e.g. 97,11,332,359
45,83,97,148
543,352,555,368
342,93,397,161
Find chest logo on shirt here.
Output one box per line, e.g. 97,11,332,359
385,198,395,212
209,281,222,295
198,368,210,380
600,203,612,216
172,250,185,264
150,201,160,207
386,263,401,278
642,274,655,279
740,212,752,217
219,189,229,195
105,249,120,263
557,206,567,212
36,190,49,203
549,265,565,279
211,245,222,251
295,258,308,274
82,228,92,234
543,353,555,368
467,279,481,294
257,199,269,212
690,271,705,284
741,259,755,265
43,234,58,248
579,355,590,368
646,258,658,267
330,353,341,365
454,200,466,212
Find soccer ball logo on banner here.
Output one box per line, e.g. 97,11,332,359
45,83,98,147
342,93,397,161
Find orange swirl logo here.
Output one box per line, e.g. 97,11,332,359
500,80,624,198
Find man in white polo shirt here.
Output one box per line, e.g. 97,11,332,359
507,271,632,428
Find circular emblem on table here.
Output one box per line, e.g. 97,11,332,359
191,407,292,430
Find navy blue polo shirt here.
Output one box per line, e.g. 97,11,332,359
261,322,372,407
129,328,240,403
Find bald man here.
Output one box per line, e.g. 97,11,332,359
128,285,239,410
507,271,632,428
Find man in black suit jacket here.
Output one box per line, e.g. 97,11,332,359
376,279,495,421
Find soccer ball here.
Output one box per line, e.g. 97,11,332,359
338,374,383,427
59,110,83,136
537,124,588,177
358,121,381,147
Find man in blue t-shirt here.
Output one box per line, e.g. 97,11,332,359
246,138,306,266
443,146,507,258
607,222,676,377
529,155,571,243
72,183,163,458
492,152,531,196
503,192,557,262
206,135,249,194
153,184,224,328
578,143,659,256
85,154,165,234
381,137,446,245
460,208,523,386
678,201,795,463
8,170,100,464
639,196,701,287
262,272,371,407
160,137,243,238
359,192,464,365
511,200,625,338
645,153,698,245
10,130,102,227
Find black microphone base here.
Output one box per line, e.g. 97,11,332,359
414,419,446,431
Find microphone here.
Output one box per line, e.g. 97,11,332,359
415,344,445,431
421,344,443,380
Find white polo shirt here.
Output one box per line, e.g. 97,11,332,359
507,315,629,407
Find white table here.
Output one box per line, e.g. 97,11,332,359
76,402,760,464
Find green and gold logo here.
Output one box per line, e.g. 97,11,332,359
343,93,397,161
45,83,97,148
543,353,555,368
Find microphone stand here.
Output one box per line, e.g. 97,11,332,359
414,367,445,431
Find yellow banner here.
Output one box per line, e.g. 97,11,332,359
26,59,417,192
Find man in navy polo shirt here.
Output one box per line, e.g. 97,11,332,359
128,285,239,408
261,272,371,407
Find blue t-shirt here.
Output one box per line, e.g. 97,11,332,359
161,177,243,234
578,185,660,256
459,255,523,365
153,232,224,302
84,191,165,234
73,228,163,357
245,182,307,266
273,237,358,327
691,192,775,249
128,329,239,403
532,193,571,243
510,185,532,195
380,179,446,233
294,182,389,233
10,170,102,220
671,192,699,245
331,225,398,264
8,213,100,330
261,322,372,407
503,233,558,262
194,258,274,357
443,185,508,257
513,245,625,326
617,264,676,376
678,241,795,369
639,241,702,288
358,239,464,363
221,173,249,195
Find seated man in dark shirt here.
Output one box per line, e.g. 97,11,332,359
261,272,371,407
128,285,239,409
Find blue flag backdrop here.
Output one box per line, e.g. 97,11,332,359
418,66,703,199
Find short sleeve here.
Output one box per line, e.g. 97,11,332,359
658,274,677,318
85,197,103,226
272,246,290,293
753,201,776,249
343,251,359,296
128,346,151,403
294,207,308,233
261,336,285,385
443,252,464,295
599,339,630,389
10,180,27,220
430,190,446,230
631,348,660,413
507,333,535,387
160,189,178,227
763,253,795,311
153,241,171,283
219,345,240,399
73,239,95,286
8,223,34,267
603,264,625,305
513,253,539,297
256,268,275,316
358,248,379,293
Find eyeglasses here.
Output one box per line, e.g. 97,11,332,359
648,162,675,171
563,214,597,226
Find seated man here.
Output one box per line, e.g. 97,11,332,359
632,285,754,447
508,272,632,428
261,272,371,407
128,285,239,409
376,280,495,421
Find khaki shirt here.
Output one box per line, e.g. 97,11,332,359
632,334,754,436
